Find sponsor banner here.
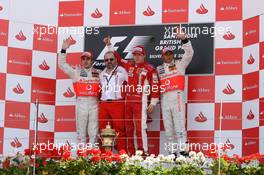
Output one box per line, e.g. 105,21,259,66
243,16,259,47
3,128,29,156
188,76,215,102
243,71,259,101
215,48,242,75
85,23,214,74
214,103,242,130
109,0,136,25
162,0,188,23
214,130,242,156
242,99,259,129
58,1,84,27
216,0,242,21
242,127,259,156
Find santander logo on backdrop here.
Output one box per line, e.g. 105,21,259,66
246,110,255,120
0,4,3,11
63,87,75,98
39,60,50,71
195,112,207,122
222,84,235,95
10,137,22,148
225,139,235,150
91,8,103,18
15,30,27,41
38,113,48,123
196,4,208,14
223,31,236,40
247,54,255,65
143,6,155,16
13,83,24,94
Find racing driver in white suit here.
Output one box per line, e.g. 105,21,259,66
58,37,101,146
157,29,194,156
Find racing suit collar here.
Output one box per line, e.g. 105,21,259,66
164,60,175,67
81,65,92,71
135,61,146,67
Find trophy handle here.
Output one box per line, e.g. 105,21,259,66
112,132,119,147
97,134,102,143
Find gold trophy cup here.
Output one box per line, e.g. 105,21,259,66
99,122,119,151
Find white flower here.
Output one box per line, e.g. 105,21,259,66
145,156,154,162
176,155,186,164
153,157,161,164
135,150,143,156
144,159,154,166
199,156,206,163
203,161,213,168
129,155,144,162
157,154,165,161
189,151,197,157
166,154,176,162
150,154,155,158
120,154,129,159
197,151,204,158
163,155,175,163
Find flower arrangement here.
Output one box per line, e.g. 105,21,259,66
0,144,263,175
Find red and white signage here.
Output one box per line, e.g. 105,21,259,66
110,0,136,25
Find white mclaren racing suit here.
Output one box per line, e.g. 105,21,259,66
157,40,194,154
58,53,100,145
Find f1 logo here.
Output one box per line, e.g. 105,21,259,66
96,36,153,60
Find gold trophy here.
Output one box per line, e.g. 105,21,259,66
99,122,119,151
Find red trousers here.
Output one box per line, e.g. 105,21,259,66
99,101,126,151
125,101,148,155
